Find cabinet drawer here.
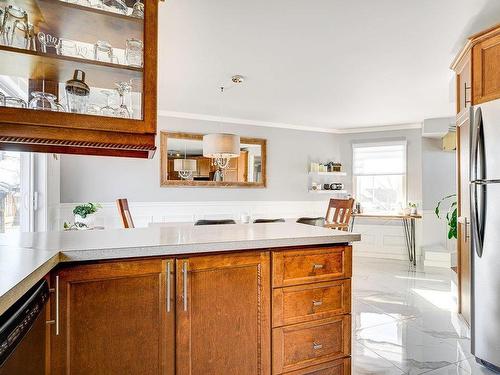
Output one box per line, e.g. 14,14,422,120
272,247,352,287
283,358,350,375
272,316,351,374
273,280,351,327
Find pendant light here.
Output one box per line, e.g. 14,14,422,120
203,79,242,169
174,143,197,180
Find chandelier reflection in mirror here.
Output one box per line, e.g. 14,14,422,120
174,144,197,180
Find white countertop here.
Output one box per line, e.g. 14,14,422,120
0,222,360,315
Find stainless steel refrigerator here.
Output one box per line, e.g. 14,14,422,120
470,98,500,372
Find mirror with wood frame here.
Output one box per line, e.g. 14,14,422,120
160,132,267,187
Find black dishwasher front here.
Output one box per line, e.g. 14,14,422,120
0,279,49,375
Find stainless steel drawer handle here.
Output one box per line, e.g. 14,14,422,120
182,261,188,312
312,342,323,350
312,264,324,270
312,300,323,307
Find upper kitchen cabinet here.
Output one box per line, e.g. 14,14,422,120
451,24,500,113
0,0,158,158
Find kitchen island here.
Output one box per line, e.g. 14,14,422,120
0,222,360,375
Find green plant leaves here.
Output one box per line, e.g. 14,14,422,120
72,202,102,218
435,194,457,240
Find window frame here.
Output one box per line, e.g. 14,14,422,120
352,140,408,213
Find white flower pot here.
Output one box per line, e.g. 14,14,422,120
410,207,417,215
74,213,95,229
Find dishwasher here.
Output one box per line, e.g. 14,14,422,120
0,279,49,375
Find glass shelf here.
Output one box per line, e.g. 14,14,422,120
0,0,144,120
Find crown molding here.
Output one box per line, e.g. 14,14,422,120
158,110,422,134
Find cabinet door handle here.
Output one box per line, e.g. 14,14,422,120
166,261,171,313
312,300,323,307
312,342,323,350
182,261,188,312
312,264,324,270
55,275,59,336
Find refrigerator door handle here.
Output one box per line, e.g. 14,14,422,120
471,107,479,182
471,183,481,257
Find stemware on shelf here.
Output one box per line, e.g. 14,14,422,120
58,38,78,57
38,32,60,54
103,0,128,15
93,40,119,63
0,92,5,106
125,38,143,67
5,97,27,108
99,90,116,116
28,91,65,111
131,0,144,18
114,81,131,118
86,103,101,116
65,69,90,113
1,5,29,48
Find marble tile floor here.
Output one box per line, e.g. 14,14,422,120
351,257,497,375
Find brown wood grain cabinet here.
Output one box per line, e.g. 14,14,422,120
457,110,472,324
0,0,159,158
451,23,500,325
50,259,174,375
46,245,351,374
175,251,271,375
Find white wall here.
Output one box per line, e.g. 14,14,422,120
60,116,341,203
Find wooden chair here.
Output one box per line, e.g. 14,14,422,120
253,218,285,223
194,219,236,226
296,217,326,227
116,198,135,228
324,198,354,231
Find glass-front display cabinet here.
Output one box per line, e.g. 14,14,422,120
0,0,158,157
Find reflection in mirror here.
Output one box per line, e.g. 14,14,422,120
160,132,266,187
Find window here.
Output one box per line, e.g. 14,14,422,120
0,151,36,233
352,141,407,213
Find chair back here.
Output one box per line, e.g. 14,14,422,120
325,198,354,231
116,198,135,228
296,217,325,227
253,218,285,223
194,219,236,226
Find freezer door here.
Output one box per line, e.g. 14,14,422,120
471,181,500,367
473,100,500,182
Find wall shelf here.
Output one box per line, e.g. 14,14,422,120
308,171,347,176
308,190,347,194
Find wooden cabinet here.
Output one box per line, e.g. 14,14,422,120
272,246,352,288
0,0,158,158
473,33,500,104
50,259,174,375
46,245,351,374
456,111,472,324
272,246,352,374
176,251,271,375
272,316,351,374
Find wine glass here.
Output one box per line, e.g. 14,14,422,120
113,81,131,118
99,90,115,116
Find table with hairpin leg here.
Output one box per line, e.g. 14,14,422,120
350,213,422,266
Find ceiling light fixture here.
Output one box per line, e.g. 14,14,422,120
203,77,244,170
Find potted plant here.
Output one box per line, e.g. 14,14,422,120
73,202,101,229
435,194,457,239
408,202,418,215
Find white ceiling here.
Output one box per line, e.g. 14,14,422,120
158,0,500,130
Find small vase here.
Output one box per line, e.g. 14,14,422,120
74,213,95,229
410,207,417,215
